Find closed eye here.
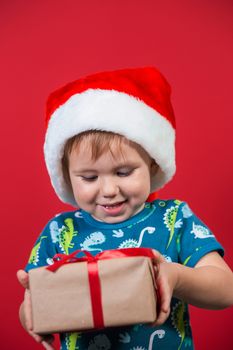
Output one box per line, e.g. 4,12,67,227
81,176,98,182
117,170,133,177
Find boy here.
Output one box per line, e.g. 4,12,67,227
17,67,233,350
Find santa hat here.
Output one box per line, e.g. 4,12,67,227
44,67,176,206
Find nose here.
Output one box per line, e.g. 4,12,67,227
100,176,119,198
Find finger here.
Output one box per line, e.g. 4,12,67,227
158,277,170,312
24,289,33,331
28,330,43,343
154,280,171,325
148,305,170,327
152,249,165,264
28,331,55,345
41,340,55,350
153,306,170,326
43,334,55,344
17,269,29,289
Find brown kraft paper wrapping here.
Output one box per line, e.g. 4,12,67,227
29,256,157,334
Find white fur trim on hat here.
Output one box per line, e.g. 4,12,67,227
44,89,175,206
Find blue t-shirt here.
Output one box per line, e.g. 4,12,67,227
25,199,224,350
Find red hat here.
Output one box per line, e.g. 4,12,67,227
44,67,176,206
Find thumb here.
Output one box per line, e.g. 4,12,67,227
152,249,165,264
17,269,29,289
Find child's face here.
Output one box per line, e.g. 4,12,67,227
68,140,156,223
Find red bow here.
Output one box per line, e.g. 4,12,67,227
46,248,159,329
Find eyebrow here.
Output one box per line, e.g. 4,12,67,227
71,169,97,174
71,163,138,174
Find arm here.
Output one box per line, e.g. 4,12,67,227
174,252,233,308
154,252,233,325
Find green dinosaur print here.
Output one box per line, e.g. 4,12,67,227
65,332,81,350
164,203,180,249
28,236,47,265
171,301,185,350
60,218,78,254
176,233,181,254
183,247,201,266
171,301,192,350
183,255,191,266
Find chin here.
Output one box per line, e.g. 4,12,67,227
99,215,126,224
106,211,133,223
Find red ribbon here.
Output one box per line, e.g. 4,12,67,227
46,248,158,329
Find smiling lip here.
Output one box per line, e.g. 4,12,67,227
98,200,127,215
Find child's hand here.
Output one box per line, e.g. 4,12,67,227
17,269,55,350
151,250,178,326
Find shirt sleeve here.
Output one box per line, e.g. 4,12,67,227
24,218,59,272
176,202,224,267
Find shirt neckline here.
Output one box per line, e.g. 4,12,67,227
81,202,155,229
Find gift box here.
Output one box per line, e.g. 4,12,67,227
29,248,158,334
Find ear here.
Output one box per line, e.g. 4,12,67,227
150,160,158,176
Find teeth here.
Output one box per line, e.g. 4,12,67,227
104,203,120,208
101,201,126,209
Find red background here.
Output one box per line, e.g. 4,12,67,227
1,0,232,349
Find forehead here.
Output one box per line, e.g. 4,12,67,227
69,137,151,166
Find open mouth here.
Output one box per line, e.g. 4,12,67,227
101,200,127,208
102,201,126,208
99,200,127,215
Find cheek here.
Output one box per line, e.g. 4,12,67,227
124,176,151,196
71,181,96,200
